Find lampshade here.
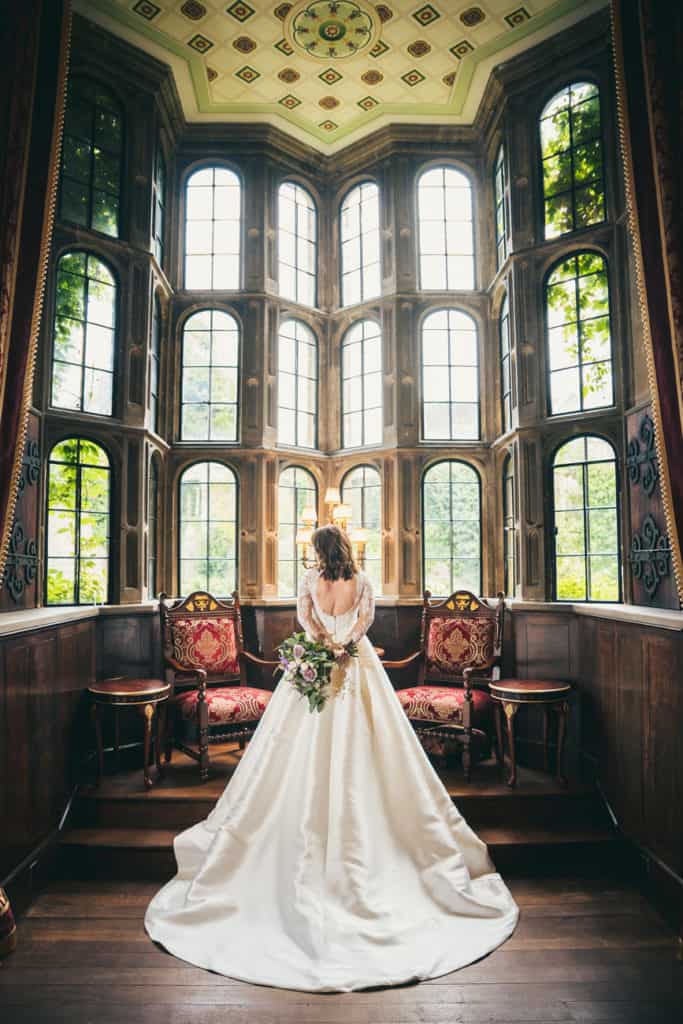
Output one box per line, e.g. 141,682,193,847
296,527,313,546
349,527,369,546
301,505,317,527
332,503,352,523
324,487,341,505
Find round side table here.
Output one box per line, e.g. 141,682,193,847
489,678,573,788
88,678,170,789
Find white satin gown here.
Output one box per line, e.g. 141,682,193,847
144,568,519,991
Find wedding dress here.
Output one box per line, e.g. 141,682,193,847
144,568,519,991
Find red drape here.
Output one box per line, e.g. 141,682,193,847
611,0,683,602
0,0,71,585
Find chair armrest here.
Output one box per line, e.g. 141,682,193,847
164,657,207,689
240,650,282,671
381,650,422,670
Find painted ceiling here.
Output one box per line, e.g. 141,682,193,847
76,0,606,152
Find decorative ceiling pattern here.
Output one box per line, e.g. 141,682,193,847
76,0,606,152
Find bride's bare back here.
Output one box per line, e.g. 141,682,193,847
313,574,359,617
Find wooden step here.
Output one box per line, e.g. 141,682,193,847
59,821,624,880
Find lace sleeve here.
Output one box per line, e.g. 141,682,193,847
347,571,376,645
296,570,333,643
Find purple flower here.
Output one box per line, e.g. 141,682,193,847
301,663,317,683
293,643,305,659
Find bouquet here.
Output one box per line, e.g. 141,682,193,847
276,632,358,713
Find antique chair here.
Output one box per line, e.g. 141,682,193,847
382,590,505,780
159,590,279,781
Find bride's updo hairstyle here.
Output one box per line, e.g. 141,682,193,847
311,524,357,581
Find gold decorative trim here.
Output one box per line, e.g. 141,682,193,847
0,1,73,590
609,0,683,602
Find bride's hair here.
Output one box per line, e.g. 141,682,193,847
311,524,357,581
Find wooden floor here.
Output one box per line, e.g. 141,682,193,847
2,872,682,1023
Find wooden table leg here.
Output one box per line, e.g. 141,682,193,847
141,702,155,789
155,702,166,779
555,700,569,786
494,702,505,777
91,701,103,785
543,706,550,773
503,702,519,787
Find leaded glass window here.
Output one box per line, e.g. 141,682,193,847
148,457,159,599
342,320,382,448
59,78,122,237
51,252,116,416
150,294,161,434
500,292,512,433
340,182,381,307
46,438,111,606
185,166,241,290
341,465,382,593
179,462,237,596
494,145,511,268
279,182,317,307
503,453,517,596
540,82,605,239
546,252,613,415
180,310,240,442
421,309,479,441
152,144,166,267
422,461,481,596
278,319,317,449
552,436,620,602
278,466,317,597
418,166,474,290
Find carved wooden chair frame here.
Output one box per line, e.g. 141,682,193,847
383,590,505,780
159,590,279,780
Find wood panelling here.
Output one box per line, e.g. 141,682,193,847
0,619,95,880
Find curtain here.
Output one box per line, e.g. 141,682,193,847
611,0,683,603
0,0,71,586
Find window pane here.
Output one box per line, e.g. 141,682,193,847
540,83,605,238
278,321,317,448
552,437,620,602
421,309,479,440
423,461,481,596
418,167,474,290
341,320,382,448
46,439,110,605
279,182,317,307
179,462,237,596
185,167,241,289
181,310,240,442
340,183,381,306
341,466,382,594
278,467,317,596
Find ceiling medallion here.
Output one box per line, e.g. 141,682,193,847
285,0,381,61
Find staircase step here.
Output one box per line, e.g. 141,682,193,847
59,821,623,880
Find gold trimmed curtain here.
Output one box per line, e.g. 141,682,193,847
611,0,683,602
0,1,71,587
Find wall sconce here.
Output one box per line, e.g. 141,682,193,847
332,502,353,531
349,526,369,568
297,505,318,568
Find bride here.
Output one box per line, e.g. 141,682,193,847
144,524,519,992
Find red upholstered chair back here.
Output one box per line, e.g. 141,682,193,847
420,590,504,686
159,590,245,687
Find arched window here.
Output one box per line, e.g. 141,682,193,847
342,320,382,448
59,78,122,238
181,309,240,442
500,292,512,433
150,293,161,434
418,166,474,290
340,182,380,307
148,457,159,599
421,309,479,441
540,82,605,239
545,252,613,415
46,438,111,606
185,166,241,289
278,466,317,597
152,143,166,267
494,144,510,268
278,182,317,307
178,462,238,596
51,252,116,416
552,436,620,602
422,461,481,597
278,319,317,449
503,453,517,597
341,465,382,593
